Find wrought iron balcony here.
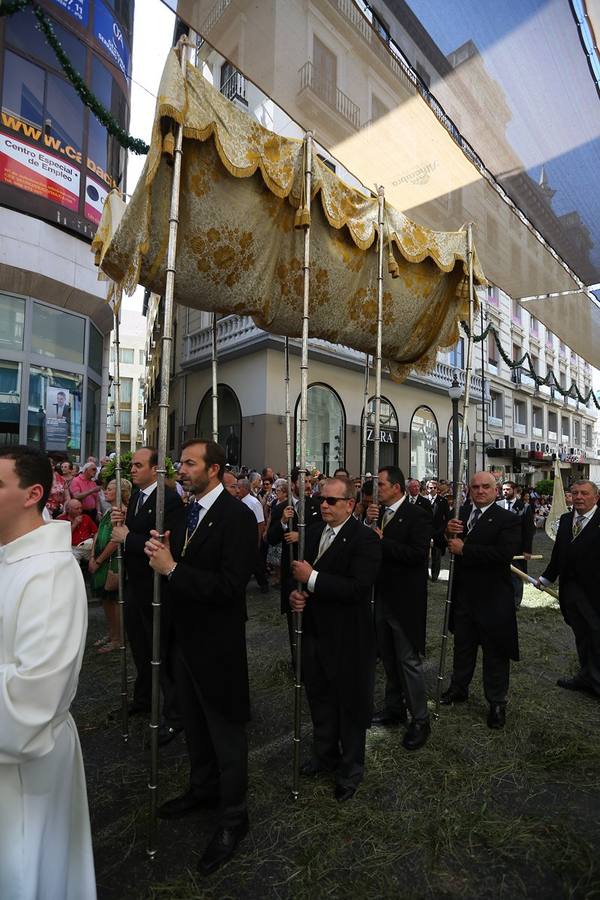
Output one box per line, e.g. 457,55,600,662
221,70,247,106
298,61,360,130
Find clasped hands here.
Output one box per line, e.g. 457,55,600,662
446,518,465,555
144,529,175,575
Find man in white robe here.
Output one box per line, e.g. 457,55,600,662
0,445,96,900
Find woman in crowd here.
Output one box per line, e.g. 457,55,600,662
89,478,132,653
267,478,288,586
45,462,70,518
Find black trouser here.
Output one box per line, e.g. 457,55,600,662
450,593,510,704
253,544,269,589
430,544,442,581
511,559,527,608
375,603,428,723
302,630,366,789
173,645,248,827
124,584,181,726
562,581,600,696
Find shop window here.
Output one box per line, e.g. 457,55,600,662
5,9,86,73
196,384,242,466
410,406,438,480
0,360,21,443
85,380,101,459
295,383,345,476
31,303,85,364
89,325,104,375
361,396,398,473
2,51,45,128
27,365,82,454
0,293,25,351
45,72,84,154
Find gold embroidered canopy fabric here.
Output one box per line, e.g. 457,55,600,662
93,50,485,379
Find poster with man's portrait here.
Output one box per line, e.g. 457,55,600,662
45,387,71,450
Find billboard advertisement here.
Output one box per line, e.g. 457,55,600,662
0,1,132,238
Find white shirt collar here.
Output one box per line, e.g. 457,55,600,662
471,501,495,517
193,482,224,512
329,514,352,536
386,495,406,514
576,506,597,522
140,481,158,499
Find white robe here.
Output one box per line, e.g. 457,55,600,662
0,521,96,900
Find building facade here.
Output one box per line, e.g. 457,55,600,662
106,309,147,454
142,1,598,483
0,1,134,460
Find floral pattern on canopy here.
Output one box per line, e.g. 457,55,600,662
92,49,485,381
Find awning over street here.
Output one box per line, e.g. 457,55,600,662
160,0,600,363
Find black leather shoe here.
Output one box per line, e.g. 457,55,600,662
371,709,407,727
440,688,468,706
198,818,249,875
334,784,356,802
158,723,184,747
402,719,431,750
487,704,506,729
157,790,219,819
556,676,594,695
300,759,331,777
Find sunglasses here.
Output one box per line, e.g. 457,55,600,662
318,496,347,505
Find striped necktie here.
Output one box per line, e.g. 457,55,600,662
572,514,585,539
315,526,335,561
468,508,481,532
382,507,395,529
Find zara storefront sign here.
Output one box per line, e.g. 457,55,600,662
367,428,395,443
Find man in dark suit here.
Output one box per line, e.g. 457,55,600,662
111,447,183,740
406,478,431,511
289,476,381,801
537,479,600,697
442,471,521,728
53,390,71,426
366,467,433,749
267,467,321,664
425,478,450,582
497,481,535,607
145,440,256,875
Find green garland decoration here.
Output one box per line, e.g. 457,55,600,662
461,321,600,410
101,451,176,483
2,0,149,154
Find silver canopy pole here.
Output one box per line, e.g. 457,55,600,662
292,130,313,801
434,223,476,717
111,292,129,743
360,354,370,484
371,187,385,505
147,38,188,860
211,312,218,442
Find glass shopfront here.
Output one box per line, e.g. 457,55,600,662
0,290,106,459
195,384,242,466
296,384,346,475
410,406,439,480
362,396,399,473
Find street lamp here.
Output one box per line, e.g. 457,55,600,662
448,375,464,498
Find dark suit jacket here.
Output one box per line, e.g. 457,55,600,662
267,496,321,613
450,503,521,660
542,507,600,618
166,489,257,722
300,516,381,727
496,498,535,557
375,499,432,652
123,485,182,593
428,495,450,551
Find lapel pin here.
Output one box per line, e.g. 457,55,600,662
208,521,213,527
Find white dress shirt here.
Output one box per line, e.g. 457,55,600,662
306,515,352,593
194,482,224,524
467,501,495,531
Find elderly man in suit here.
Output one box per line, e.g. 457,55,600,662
442,471,521,728
111,447,182,742
289,476,381,801
497,480,535,607
145,440,256,875
267,467,321,665
366,467,433,749
537,479,600,698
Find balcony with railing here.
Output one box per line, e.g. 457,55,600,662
221,69,247,106
298,61,360,130
182,315,485,395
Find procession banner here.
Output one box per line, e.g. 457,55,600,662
545,459,569,541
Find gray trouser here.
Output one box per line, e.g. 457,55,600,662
375,604,429,723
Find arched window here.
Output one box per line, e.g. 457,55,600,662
410,406,438,479
447,415,469,482
360,396,399,473
195,384,242,466
295,383,345,475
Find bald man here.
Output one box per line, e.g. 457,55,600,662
442,472,521,728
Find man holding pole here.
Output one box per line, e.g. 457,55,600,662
144,440,256,875
537,479,600,698
442,472,521,728
497,481,535,607
289,476,381,801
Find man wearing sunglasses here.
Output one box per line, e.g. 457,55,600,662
289,477,381,802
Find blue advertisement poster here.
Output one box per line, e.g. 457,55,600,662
94,1,131,77
49,0,89,27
